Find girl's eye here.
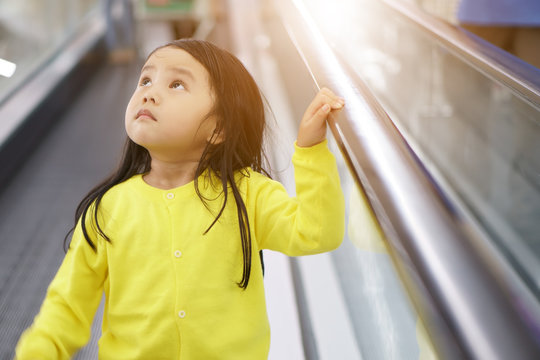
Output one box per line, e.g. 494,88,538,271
170,81,186,90
140,78,151,87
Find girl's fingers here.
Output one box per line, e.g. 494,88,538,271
305,88,344,120
320,87,345,107
319,103,331,116
308,103,334,125
297,89,344,148
307,98,343,125
322,94,345,110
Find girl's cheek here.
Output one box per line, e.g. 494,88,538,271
126,97,137,115
125,101,135,126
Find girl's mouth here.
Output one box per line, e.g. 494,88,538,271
136,109,157,121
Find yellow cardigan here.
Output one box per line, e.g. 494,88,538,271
15,140,345,359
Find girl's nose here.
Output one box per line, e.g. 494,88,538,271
143,93,158,104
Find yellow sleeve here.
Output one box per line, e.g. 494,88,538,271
15,212,108,360
254,140,345,256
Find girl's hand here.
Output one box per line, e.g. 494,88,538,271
297,87,345,148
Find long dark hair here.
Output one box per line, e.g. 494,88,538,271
65,39,269,289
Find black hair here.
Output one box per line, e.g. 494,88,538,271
64,39,269,289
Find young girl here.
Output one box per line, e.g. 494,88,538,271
15,39,345,359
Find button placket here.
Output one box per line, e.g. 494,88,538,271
167,190,186,325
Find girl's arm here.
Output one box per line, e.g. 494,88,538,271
14,213,107,360
253,88,346,256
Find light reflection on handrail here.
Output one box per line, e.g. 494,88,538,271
276,0,540,359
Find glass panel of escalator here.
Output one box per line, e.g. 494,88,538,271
329,136,440,359
0,0,99,104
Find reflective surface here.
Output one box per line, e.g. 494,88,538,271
302,0,540,298
261,2,441,356
328,137,439,359
0,0,98,104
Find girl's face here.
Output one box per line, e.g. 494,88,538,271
125,47,217,162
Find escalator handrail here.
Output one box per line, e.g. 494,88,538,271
382,0,540,106
275,0,540,359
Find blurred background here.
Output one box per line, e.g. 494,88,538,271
1,0,539,359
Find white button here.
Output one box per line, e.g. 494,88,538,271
174,250,182,258
178,310,186,318
166,192,174,199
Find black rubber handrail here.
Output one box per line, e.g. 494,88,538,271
275,0,540,359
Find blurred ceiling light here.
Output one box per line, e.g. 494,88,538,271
0,58,16,78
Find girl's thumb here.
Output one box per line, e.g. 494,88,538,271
306,104,330,126
314,104,330,121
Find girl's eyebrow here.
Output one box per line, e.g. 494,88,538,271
141,64,195,82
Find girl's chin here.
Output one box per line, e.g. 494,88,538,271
126,128,151,144
126,135,151,149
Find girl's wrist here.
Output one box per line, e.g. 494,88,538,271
296,138,325,148
294,138,328,150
